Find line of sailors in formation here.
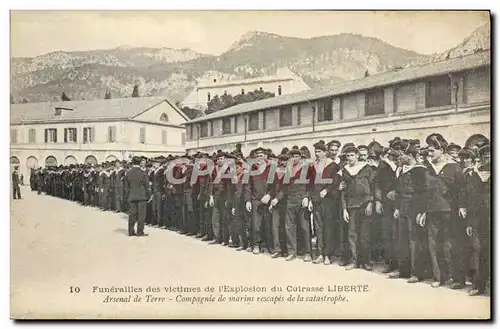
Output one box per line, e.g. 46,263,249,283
29,132,490,297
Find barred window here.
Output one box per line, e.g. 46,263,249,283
248,112,259,131
318,98,333,122
162,130,167,145
108,126,116,143
45,128,58,143
365,89,385,116
200,122,208,138
426,75,451,108
64,128,77,143
140,127,146,144
279,106,293,127
10,129,17,144
83,127,94,143
222,117,231,135
28,129,36,143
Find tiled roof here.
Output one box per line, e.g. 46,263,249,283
10,96,183,124
187,51,490,124
197,75,293,89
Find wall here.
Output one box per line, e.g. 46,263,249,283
341,93,360,120
465,67,490,104
10,119,186,177
184,74,310,109
185,67,491,157
187,105,490,157
123,121,185,153
132,100,188,126
395,83,417,113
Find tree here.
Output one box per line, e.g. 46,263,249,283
364,70,370,77
104,91,111,99
131,85,140,98
206,95,223,114
220,93,234,110
205,89,276,114
61,92,71,101
181,106,203,120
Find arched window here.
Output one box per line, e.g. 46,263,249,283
64,155,78,165
159,113,169,122
84,155,98,165
105,155,118,162
10,156,20,166
26,156,38,170
45,156,58,167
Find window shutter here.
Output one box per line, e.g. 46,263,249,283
54,129,57,143
140,127,145,143
74,128,77,143
45,129,48,143
64,128,68,143
83,128,87,143
162,130,167,144
91,127,95,142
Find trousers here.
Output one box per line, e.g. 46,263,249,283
427,211,453,283
347,207,372,265
470,210,490,292
398,202,427,278
128,201,146,235
312,199,335,258
212,198,229,243
285,202,311,256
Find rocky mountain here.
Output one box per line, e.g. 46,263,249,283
11,31,434,104
433,23,490,61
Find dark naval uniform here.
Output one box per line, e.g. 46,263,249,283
468,163,490,295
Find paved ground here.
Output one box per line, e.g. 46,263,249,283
10,187,490,319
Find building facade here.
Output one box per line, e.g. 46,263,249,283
10,97,189,177
185,52,491,156
182,67,311,110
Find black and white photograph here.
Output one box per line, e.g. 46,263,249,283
9,10,491,319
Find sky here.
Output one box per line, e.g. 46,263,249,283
10,10,489,58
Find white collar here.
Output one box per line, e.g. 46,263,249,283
429,160,457,176
401,163,426,175
382,158,398,172
342,162,368,177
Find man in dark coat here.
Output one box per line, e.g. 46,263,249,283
208,151,231,245
424,133,467,288
12,166,21,199
467,144,490,296
310,140,341,265
125,156,152,237
114,161,126,212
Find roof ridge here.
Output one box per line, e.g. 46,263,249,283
187,51,490,124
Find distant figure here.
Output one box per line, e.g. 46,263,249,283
125,156,152,237
20,173,24,186
12,166,21,199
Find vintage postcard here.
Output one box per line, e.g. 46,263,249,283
9,10,491,319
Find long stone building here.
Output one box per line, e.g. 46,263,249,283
10,96,189,176
184,51,491,155
182,67,311,111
